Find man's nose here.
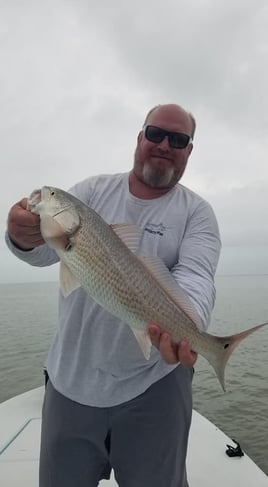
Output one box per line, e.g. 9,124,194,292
156,136,170,150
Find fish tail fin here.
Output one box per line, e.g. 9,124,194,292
208,321,268,392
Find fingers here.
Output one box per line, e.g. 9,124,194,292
148,324,177,364
178,340,198,367
148,323,197,367
148,323,161,348
7,198,45,250
159,333,180,365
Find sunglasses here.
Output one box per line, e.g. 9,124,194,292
143,125,192,149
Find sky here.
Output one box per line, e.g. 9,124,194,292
1,0,268,282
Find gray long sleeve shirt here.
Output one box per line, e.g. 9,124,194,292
6,173,221,406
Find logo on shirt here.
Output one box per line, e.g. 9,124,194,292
144,223,166,236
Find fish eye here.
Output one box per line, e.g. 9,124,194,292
50,191,55,196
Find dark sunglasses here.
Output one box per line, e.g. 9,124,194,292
143,125,192,149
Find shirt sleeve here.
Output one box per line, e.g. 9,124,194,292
171,200,221,330
5,232,60,267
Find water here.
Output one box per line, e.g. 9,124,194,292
0,276,268,475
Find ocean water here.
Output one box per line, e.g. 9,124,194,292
0,276,268,475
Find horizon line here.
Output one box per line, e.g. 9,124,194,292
1,273,268,285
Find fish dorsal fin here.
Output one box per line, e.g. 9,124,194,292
60,262,81,297
139,256,203,329
132,329,152,360
111,224,142,253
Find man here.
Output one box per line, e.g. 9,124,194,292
6,103,221,487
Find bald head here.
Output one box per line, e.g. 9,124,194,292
143,104,196,139
131,103,194,194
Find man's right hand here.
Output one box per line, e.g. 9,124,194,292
7,198,45,250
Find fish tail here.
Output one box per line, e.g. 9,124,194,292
209,321,268,391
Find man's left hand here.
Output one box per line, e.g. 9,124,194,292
148,323,197,367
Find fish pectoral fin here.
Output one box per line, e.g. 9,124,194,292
60,262,81,297
110,224,142,253
132,329,152,360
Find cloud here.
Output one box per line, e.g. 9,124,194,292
210,183,268,245
0,0,268,281
84,1,268,123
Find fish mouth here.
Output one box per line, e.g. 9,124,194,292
27,189,42,212
27,186,57,213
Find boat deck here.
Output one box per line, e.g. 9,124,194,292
0,387,267,486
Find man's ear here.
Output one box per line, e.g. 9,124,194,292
137,131,143,143
187,143,193,157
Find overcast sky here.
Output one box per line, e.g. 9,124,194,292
1,0,268,282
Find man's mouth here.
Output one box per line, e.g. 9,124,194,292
151,154,172,161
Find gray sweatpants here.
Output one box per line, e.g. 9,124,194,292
39,366,193,487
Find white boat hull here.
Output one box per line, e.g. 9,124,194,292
0,387,267,486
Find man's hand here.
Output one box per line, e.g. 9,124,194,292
7,198,45,250
148,323,197,367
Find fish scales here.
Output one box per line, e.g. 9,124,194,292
61,203,195,336
28,186,268,391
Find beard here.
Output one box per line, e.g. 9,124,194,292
141,161,176,188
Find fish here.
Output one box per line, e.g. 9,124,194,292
27,186,268,391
